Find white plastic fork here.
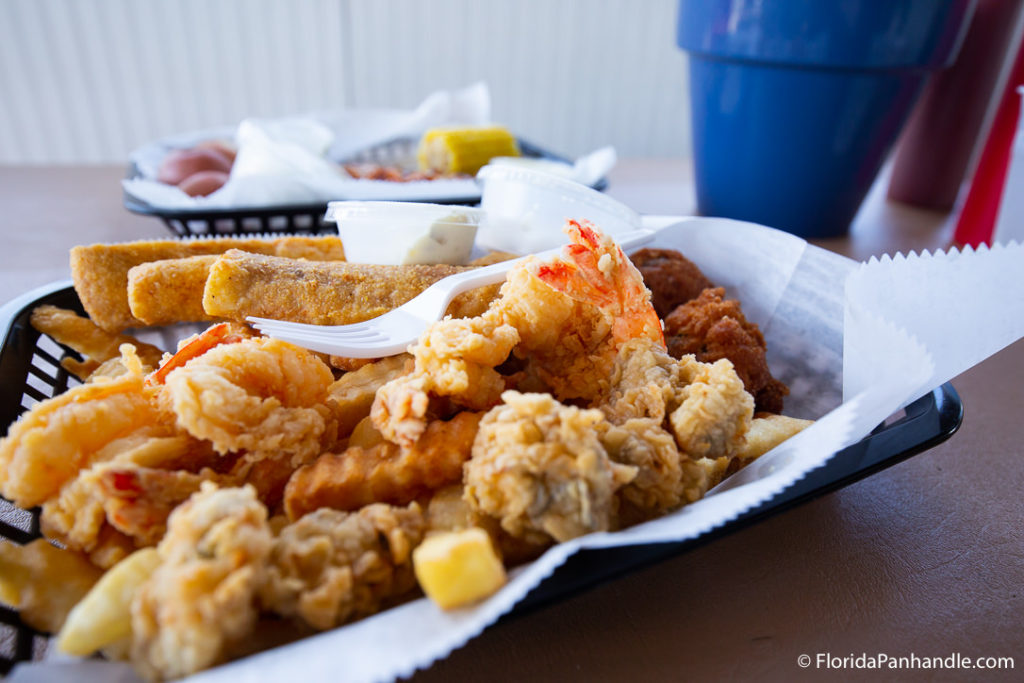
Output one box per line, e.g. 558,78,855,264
248,229,656,358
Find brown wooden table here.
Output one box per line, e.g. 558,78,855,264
1,163,1021,681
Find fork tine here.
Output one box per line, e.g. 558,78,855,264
248,318,373,335
259,327,389,342
270,336,413,358
246,228,659,359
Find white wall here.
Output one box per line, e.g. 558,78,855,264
0,0,691,163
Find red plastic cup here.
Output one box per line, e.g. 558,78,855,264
953,34,1024,248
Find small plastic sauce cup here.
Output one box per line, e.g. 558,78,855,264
476,165,640,254
325,201,483,265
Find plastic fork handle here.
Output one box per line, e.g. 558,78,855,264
439,229,657,299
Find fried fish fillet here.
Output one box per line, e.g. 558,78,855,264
127,255,220,326
202,250,500,325
71,235,345,331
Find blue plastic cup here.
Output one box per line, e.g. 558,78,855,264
677,0,976,238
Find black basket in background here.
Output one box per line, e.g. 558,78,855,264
124,138,602,237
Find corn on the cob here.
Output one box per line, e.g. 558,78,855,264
417,125,520,175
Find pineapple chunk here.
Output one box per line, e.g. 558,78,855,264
413,528,506,609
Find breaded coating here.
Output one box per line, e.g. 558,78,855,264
127,255,220,326
284,411,482,520
443,250,518,319
598,419,685,527
603,337,754,461
630,247,714,319
372,220,662,447
372,313,518,447
260,503,426,631
669,357,753,460
162,337,336,466
520,221,664,402
0,369,166,509
40,434,220,563
70,235,345,331
202,250,497,325
464,391,636,545
326,354,411,440
665,287,789,413
424,484,548,566
131,484,273,681
30,305,165,380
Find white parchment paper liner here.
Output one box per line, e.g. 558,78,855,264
10,220,1024,683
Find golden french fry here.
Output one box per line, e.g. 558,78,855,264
737,414,813,462
413,528,507,609
56,547,161,656
0,539,104,634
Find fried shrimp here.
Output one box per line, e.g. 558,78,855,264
40,434,221,565
530,219,663,349
505,219,664,402
372,313,518,447
163,336,336,466
371,221,662,445
0,356,165,509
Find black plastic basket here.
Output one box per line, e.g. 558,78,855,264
124,138,606,237
0,282,963,675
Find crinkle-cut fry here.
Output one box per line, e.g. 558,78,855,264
327,354,411,440
201,250,498,325
0,538,104,634
57,547,161,657
70,235,344,331
284,411,483,520
30,305,165,380
127,255,220,326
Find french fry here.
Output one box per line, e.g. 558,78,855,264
0,539,104,633
56,547,162,657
